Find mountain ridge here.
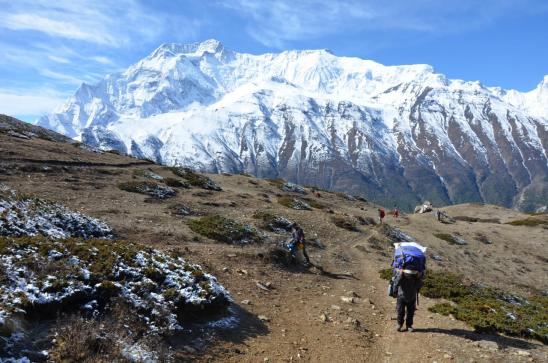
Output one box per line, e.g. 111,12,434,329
37,39,548,212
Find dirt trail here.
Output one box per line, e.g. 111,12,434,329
351,246,546,363
0,157,152,168
1,126,547,362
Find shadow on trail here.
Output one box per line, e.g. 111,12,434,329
413,327,540,350
310,263,359,280
169,305,269,361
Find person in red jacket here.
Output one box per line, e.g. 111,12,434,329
378,208,386,224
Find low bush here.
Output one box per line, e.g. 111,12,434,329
187,215,263,244
118,181,176,199
280,182,307,194
377,224,415,243
331,215,358,231
278,196,311,210
355,216,376,226
170,168,221,191
433,233,467,245
454,216,500,224
506,218,548,227
132,169,163,181
267,178,286,188
0,236,230,359
252,211,293,233
163,177,190,188
278,196,326,210
379,268,548,343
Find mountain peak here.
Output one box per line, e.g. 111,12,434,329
150,39,225,58
539,75,548,88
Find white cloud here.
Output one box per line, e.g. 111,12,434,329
4,13,117,45
220,0,548,48
0,0,196,48
47,55,70,64
0,88,66,118
39,69,83,85
90,56,113,65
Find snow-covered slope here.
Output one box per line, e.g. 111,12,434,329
38,39,548,211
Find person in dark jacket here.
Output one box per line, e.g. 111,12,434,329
393,270,423,332
290,223,310,266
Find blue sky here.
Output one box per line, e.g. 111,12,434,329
1,0,547,122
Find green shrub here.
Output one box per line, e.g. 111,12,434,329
306,198,326,209
416,270,548,344
433,233,466,245
44,279,69,293
331,215,358,231
187,215,263,244
380,266,548,343
428,302,454,315
454,216,479,222
267,178,286,187
420,271,473,299
118,181,176,199
252,211,293,232
454,216,500,223
379,269,472,299
163,177,190,188
277,196,310,210
430,294,548,343
379,268,393,280
278,196,325,210
506,218,548,227
143,266,165,283
170,168,221,191
118,181,155,193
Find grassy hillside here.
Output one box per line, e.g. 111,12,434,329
1,116,547,362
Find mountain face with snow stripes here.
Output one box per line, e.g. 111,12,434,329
38,39,548,211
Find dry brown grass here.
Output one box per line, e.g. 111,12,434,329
49,301,172,363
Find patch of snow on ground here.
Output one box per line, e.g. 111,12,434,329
0,192,113,239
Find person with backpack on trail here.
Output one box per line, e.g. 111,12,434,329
389,242,426,332
289,223,310,266
378,208,386,224
392,206,399,219
394,269,423,332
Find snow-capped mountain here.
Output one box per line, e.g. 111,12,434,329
38,39,548,211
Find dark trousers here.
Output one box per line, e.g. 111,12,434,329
302,246,310,263
396,297,416,327
290,244,310,264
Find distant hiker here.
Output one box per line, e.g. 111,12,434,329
315,191,321,198
289,223,310,266
435,209,442,222
392,206,399,219
378,208,386,224
389,242,426,333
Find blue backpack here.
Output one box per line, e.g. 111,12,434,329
392,244,426,272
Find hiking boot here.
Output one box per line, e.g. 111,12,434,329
407,326,414,332
396,325,407,332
